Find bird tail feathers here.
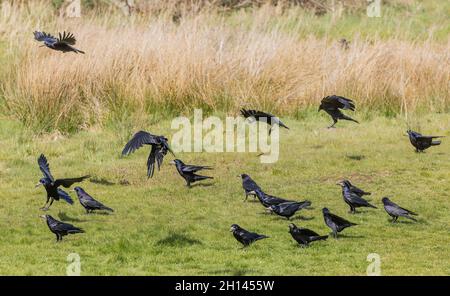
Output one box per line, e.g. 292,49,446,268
101,206,114,212
311,235,328,242
431,140,441,146
343,115,359,124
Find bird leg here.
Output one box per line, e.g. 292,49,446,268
244,193,248,202
328,119,337,129
40,196,50,210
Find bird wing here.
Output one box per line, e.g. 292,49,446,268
82,197,104,209
146,145,157,178
329,212,354,225
349,184,370,196
386,202,417,216
57,188,74,205
155,141,172,170
347,192,372,206
240,109,274,120
265,194,291,205
244,231,266,241
38,154,55,181
298,228,321,237
52,220,81,233
56,31,77,45
54,175,90,188
181,164,213,173
122,131,160,156
33,31,57,43
322,95,355,111
334,96,355,110
243,178,261,191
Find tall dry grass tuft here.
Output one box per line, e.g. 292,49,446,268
0,1,449,132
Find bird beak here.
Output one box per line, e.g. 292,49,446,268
169,161,175,165
39,215,45,219
35,183,42,188
336,181,342,186
229,227,234,232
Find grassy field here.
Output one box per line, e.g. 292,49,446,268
0,113,448,275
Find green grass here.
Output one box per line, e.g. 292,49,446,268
0,113,449,275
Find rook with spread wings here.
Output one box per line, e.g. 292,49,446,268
122,131,174,178
36,154,90,211
240,109,289,135
318,95,359,128
33,31,85,54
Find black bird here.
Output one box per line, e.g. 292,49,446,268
33,31,85,54
122,131,174,178
343,180,371,197
170,159,213,187
36,154,90,211
318,95,359,128
407,130,443,153
267,201,312,220
288,223,328,247
322,208,357,238
239,174,261,201
337,180,377,213
255,189,292,207
240,109,289,135
382,197,418,223
40,214,84,242
230,224,268,247
74,187,114,213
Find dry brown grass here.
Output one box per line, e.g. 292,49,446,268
0,0,449,132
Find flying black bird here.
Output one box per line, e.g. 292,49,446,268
33,31,85,54
74,187,114,213
337,180,377,213
322,208,357,238
170,159,213,187
240,109,289,135
318,95,359,128
382,197,418,223
406,130,444,153
239,174,261,201
254,189,292,207
343,180,371,197
36,154,90,211
40,214,84,242
122,131,174,178
268,201,312,220
230,224,268,247
288,223,328,247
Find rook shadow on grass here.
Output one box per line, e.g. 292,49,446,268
90,177,115,186
156,232,202,247
58,212,87,223
346,154,366,161
190,183,214,188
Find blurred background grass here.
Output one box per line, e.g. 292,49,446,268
0,0,448,133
